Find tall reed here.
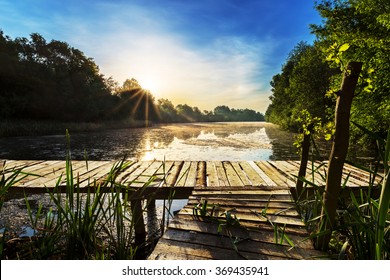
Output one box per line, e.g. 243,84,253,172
295,125,389,259
1,131,171,259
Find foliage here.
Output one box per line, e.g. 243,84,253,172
266,0,389,149
157,102,265,123
296,125,390,259
311,0,390,145
0,31,121,122
265,42,336,131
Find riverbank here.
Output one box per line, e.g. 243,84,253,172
0,119,150,138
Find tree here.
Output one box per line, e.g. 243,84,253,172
0,31,121,122
316,61,363,251
311,0,390,142
156,98,179,122
121,78,141,91
265,42,335,131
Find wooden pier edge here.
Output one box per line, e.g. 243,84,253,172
1,159,381,260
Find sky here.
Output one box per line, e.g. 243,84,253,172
0,0,323,113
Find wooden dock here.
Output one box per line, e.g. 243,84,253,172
1,159,382,259
1,159,381,194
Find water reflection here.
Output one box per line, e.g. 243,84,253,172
0,122,300,161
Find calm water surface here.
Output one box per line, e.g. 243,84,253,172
0,122,302,161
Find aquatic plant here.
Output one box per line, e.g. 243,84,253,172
294,125,390,259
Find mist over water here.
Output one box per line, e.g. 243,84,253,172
0,122,301,161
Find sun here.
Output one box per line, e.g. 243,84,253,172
140,78,159,94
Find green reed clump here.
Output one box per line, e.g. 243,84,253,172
295,125,390,259
17,157,159,260
2,153,166,259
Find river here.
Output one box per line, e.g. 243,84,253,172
0,122,303,161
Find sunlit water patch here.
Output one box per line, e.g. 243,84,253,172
140,124,275,161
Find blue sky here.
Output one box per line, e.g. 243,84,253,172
0,0,322,112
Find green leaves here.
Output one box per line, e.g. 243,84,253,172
339,43,350,53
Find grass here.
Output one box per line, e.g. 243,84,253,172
0,159,168,259
294,127,390,259
0,132,175,260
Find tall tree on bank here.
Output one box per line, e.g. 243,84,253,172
311,0,390,143
265,42,335,131
309,0,389,251
317,61,363,251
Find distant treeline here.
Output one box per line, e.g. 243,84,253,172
0,30,264,125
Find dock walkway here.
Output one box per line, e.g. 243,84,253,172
1,159,381,259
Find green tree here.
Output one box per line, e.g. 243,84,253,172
0,31,122,122
311,0,390,142
156,98,179,122
265,42,334,131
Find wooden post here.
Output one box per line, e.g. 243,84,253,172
146,198,160,241
316,62,363,251
295,125,313,200
130,199,146,252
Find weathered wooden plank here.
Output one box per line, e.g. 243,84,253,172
308,161,367,187
239,161,267,186
247,161,276,186
18,166,67,188
178,207,305,226
231,162,253,186
153,161,175,186
182,204,300,218
206,161,219,187
2,160,47,183
78,161,120,188
285,160,326,186
256,161,295,187
192,189,291,195
165,161,184,186
175,161,191,187
114,161,144,184
17,161,65,186
188,197,295,209
161,229,324,259
223,161,245,186
24,161,107,188
196,161,206,187
342,162,383,184
175,213,309,236
122,161,156,186
189,192,293,202
150,238,290,260
2,160,45,172
167,218,314,249
268,161,298,182
184,161,198,187
149,250,212,260
189,195,294,203
214,161,230,186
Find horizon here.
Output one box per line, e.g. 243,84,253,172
0,0,322,113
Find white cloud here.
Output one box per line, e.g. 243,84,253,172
1,1,273,112
88,24,272,112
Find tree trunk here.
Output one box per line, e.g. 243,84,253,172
316,62,363,251
295,130,311,200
